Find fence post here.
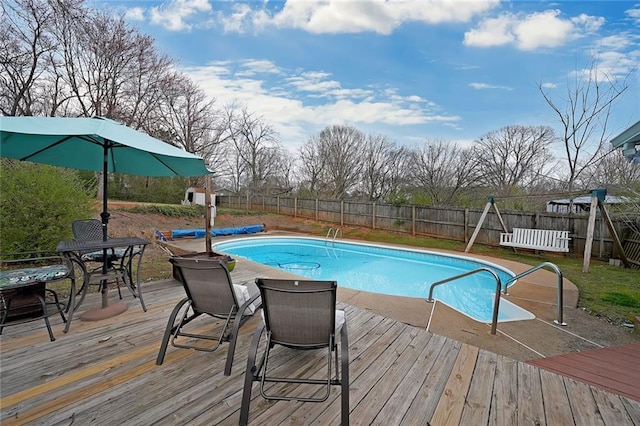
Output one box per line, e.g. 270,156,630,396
412,205,416,237
316,199,319,221
464,208,469,242
599,216,604,258
341,201,344,227
277,196,280,214
582,191,599,272
294,198,298,218
372,202,376,230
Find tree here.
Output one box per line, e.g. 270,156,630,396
0,0,59,116
299,125,366,199
409,139,478,205
583,148,640,192
539,56,630,195
359,135,409,201
56,9,148,120
473,125,554,197
298,135,327,196
159,77,220,157
45,2,194,197
221,105,284,194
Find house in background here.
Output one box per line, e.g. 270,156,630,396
546,194,634,213
610,120,640,164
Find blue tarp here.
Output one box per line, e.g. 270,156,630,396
171,224,265,239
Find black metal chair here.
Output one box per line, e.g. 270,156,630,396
72,218,126,300
72,219,145,304
239,278,349,426
156,257,261,376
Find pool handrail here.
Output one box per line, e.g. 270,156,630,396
501,261,565,326
427,267,503,335
325,228,342,242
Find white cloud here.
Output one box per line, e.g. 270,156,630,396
287,76,342,94
626,6,640,24
464,9,604,51
589,33,640,81
149,0,212,31
303,99,452,126
593,50,640,78
469,82,513,90
514,10,575,50
218,3,254,33
455,64,482,71
181,60,460,151
236,60,282,77
571,13,605,33
124,7,145,21
599,34,633,50
540,82,557,89
463,15,515,47
220,0,499,35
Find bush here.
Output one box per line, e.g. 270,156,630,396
108,175,194,204
121,204,205,217
0,160,95,254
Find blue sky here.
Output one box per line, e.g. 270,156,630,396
99,0,639,154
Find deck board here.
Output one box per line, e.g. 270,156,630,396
516,362,546,425
1,273,639,425
527,343,640,402
459,349,496,425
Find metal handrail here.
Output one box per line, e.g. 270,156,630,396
502,261,566,326
427,268,503,335
325,228,342,242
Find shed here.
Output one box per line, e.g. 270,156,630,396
182,187,215,206
182,187,217,226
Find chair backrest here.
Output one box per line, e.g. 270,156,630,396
170,257,238,316
72,219,104,241
256,278,337,349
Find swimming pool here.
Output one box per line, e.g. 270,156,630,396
213,236,535,323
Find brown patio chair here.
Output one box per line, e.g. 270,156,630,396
156,257,261,376
239,278,349,426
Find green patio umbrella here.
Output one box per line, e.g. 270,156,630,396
0,116,210,238
1,116,210,319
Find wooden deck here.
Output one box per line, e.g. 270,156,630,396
1,269,639,425
527,343,640,402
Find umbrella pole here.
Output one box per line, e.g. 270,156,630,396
80,143,128,320
205,174,212,254
101,145,110,308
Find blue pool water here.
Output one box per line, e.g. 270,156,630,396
213,237,535,323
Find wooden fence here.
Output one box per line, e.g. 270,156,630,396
218,194,640,259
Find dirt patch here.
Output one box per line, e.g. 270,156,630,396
103,208,323,281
